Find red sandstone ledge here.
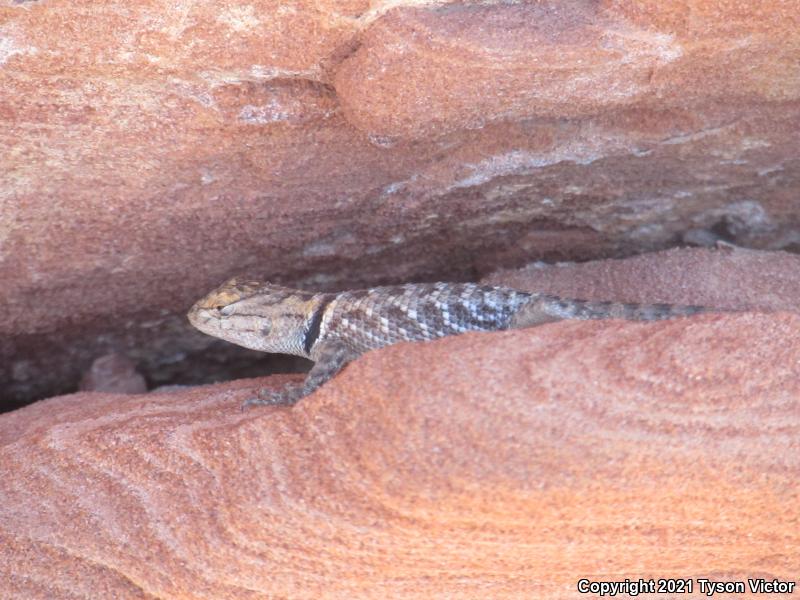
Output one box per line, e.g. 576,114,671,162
1,305,798,598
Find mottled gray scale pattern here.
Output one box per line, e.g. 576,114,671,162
189,276,719,407
318,283,532,354
538,295,708,321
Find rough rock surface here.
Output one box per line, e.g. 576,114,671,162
483,246,800,313
2,0,800,406
78,352,148,395
1,251,799,598
1,313,798,598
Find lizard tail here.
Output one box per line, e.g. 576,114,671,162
510,294,710,328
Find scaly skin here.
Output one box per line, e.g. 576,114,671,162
188,278,708,407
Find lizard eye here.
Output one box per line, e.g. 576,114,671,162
219,304,236,317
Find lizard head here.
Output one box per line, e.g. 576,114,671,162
187,277,318,357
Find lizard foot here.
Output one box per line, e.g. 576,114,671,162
241,385,304,410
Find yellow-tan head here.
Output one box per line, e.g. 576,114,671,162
187,277,320,357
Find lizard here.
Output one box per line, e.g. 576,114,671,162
187,277,709,407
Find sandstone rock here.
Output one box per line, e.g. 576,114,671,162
483,246,800,313
1,309,798,598
79,352,148,395
2,0,800,406
4,0,798,589
3,249,800,596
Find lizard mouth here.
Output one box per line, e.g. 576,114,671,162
187,305,218,332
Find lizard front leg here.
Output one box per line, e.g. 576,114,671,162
243,340,358,408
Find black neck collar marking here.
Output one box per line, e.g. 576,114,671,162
303,295,334,355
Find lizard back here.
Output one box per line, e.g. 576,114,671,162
318,282,532,354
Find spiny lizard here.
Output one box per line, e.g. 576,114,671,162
188,277,708,407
